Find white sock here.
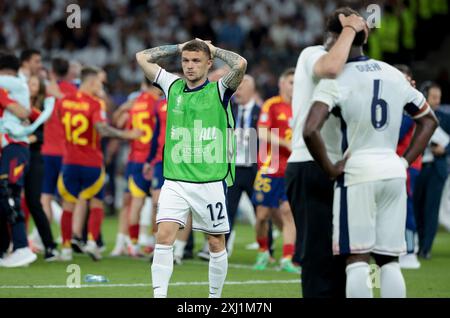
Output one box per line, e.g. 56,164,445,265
346,262,373,298
380,262,406,298
148,235,155,247
115,233,126,246
151,244,174,298
173,239,187,259
208,249,228,298
51,200,63,225
124,235,131,245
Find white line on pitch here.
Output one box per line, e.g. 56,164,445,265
0,279,300,289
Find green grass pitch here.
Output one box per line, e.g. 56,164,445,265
0,217,449,298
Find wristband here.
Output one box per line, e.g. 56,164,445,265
343,25,358,34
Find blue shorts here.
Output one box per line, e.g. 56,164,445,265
42,155,63,195
0,144,29,186
57,164,105,203
151,161,165,190
252,173,288,208
125,161,151,198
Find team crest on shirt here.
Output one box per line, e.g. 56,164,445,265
277,113,287,121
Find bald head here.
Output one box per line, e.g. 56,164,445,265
234,75,256,106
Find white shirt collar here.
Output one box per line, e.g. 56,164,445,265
240,98,255,111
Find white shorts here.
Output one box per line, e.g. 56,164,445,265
333,178,407,256
157,180,230,234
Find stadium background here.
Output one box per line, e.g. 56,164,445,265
1,0,450,298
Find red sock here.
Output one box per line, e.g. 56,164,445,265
257,237,269,252
129,224,139,244
282,244,295,259
61,210,73,247
88,207,104,241
21,197,30,232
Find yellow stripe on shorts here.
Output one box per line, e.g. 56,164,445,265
57,174,77,203
80,169,106,200
128,175,147,198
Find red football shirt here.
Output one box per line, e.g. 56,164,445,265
151,98,167,165
58,91,106,167
396,124,422,170
257,96,292,177
126,92,158,163
42,80,78,156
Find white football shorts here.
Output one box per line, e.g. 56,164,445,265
333,178,407,256
157,180,230,234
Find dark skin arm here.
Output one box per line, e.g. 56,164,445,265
303,102,347,179
304,102,439,178
403,105,439,165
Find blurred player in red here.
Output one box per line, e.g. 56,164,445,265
40,58,78,231
57,66,142,261
252,68,299,273
110,78,159,256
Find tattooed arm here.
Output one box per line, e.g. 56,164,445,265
135,42,189,81
201,40,247,91
95,122,142,140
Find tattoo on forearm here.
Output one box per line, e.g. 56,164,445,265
214,48,247,90
142,45,179,63
95,122,126,139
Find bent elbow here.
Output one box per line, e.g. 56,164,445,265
315,64,339,79
302,127,314,143
323,67,339,79
135,51,146,65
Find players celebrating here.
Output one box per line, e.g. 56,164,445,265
57,66,142,261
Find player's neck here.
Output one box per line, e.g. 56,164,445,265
280,93,291,105
19,67,30,78
79,85,95,96
186,75,208,90
348,47,365,61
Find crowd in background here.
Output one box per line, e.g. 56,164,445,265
1,0,450,105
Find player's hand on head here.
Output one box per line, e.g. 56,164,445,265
339,14,368,34
195,38,216,58
178,40,192,52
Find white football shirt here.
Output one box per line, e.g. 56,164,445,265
289,45,342,163
312,57,429,186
